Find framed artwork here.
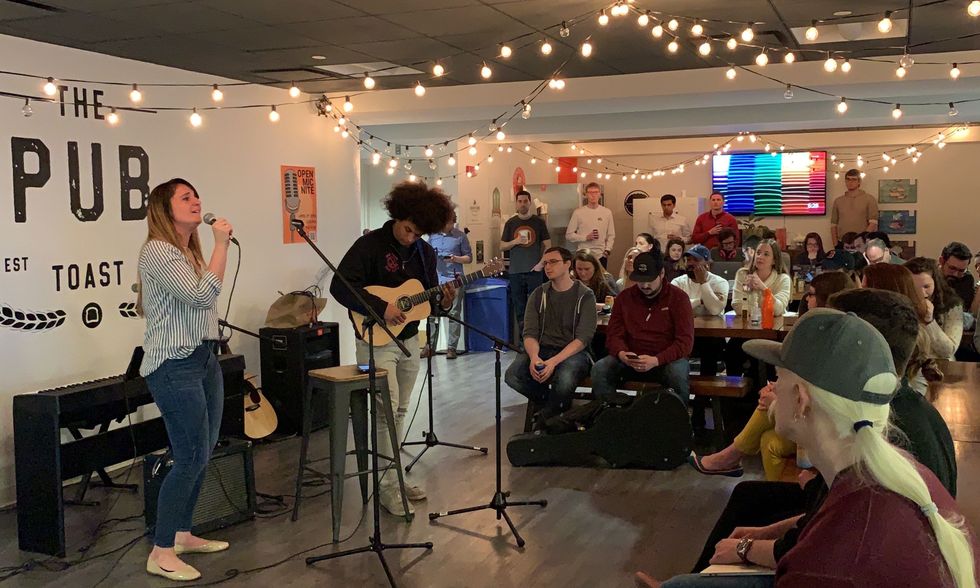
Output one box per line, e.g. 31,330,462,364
878,179,917,203
891,240,917,260
878,209,916,234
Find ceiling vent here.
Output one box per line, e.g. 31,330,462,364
315,61,422,78
792,19,909,44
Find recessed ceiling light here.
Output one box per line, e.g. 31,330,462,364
832,11,852,16
312,55,327,60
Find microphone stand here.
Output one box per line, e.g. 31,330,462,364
427,311,547,548
401,311,488,472
289,219,432,587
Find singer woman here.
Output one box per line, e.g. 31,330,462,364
137,178,233,581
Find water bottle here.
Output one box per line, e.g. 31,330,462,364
761,289,775,329
749,292,761,326
796,446,813,469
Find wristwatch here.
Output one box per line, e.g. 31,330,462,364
736,537,755,564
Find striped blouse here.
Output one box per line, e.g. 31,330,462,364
138,239,222,376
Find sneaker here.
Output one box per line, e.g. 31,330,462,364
403,482,427,501
419,345,433,359
379,485,415,516
446,348,457,360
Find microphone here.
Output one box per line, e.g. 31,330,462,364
203,212,239,245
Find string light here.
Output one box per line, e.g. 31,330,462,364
837,97,848,114
288,83,300,98
541,40,553,55
522,103,532,119
408,174,417,182
892,104,903,119
950,63,961,79
949,102,959,116
468,134,477,146
189,107,202,127
726,66,737,80
343,96,353,112
415,82,426,96
530,157,537,164
667,18,679,31
559,21,570,37
971,1,980,16
436,178,443,186
106,107,119,126
363,74,375,90
652,24,664,38
372,151,381,165
698,40,711,56
637,12,650,26
783,51,795,64
43,77,57,96
896,65,907,78
389,157,398,168
424,146,434,157
481,63,492,79
841,59,852,73
268,105,279,122
341,129,349,138
21,98,32,117
524,144,531,151
129,84,143,103
386,167,395,176
581,40,593,57
899,53,914,69
433,63,445,77
740,24,754,42
691,22,704,36
447,155,456,166
805,21,819,41
877,11,893,33
784,84,794,99
755,49,768,66
667,39,679,53
726,37,737,50
824,55,838,72
598,10,609,26
211,84,223,102
468,146,478,156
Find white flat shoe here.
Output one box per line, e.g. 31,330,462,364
146,558,201,581
174,539,229,554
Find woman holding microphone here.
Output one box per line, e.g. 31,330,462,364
136,178,233,581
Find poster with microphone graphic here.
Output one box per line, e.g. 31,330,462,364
281,165,318,244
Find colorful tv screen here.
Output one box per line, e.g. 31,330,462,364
711,151,827,216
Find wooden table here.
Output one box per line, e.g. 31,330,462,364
929,360,980,444
597,313,795,341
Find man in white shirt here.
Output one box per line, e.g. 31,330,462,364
566,182,615,268
649,193,691,250
671,244,729,377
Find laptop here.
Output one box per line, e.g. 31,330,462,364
712,261,743,281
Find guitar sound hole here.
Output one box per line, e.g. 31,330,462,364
397,297,412,312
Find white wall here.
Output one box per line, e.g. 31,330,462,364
0,34,361,506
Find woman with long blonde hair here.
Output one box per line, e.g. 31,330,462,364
138,178,234,581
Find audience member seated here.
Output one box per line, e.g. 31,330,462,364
592,252,694,406
863,237,898,265
839,231,860,253
671,244,729,377
664,238,686,283
617,246,644,291
819,249,860,285
573,249,619,304
504,247,596,430
939,241,976,316
793,232,825,268
726,239,791,377
637,296,970,588
634,232,656,253
905,257,963,361
692,271,855,479
710,228,744,262
739,235,761,269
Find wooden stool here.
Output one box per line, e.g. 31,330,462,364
292,365,412,541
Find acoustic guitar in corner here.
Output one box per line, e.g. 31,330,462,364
351,258,504,347
218,340,278,439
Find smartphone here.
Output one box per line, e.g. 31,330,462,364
625,352,639,360
357,364,370,373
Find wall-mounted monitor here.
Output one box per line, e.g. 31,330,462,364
712,151,827,216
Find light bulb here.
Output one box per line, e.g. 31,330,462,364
447,155,456,166
598,10,609,26
43,77,57,96
899,53,914,69
784,51,795,63
950,63,961,79
548,158,554,164
343,96,353,112
189,108,202,127
652,24,664,38
971,0,980,16
524,144,531,151
211,84,223,102
805,21,819,41
896,65,906,78
667,40,679,53
834,172,840,180
386,167,395,176
784,84,794,99
408,174,417,182
860,171,866,178
363,75,375,89
129,84,143,103
691,22,704,36
268,105,280,122
436,178,443,186
949,102,959,116
559,21,570,37
481,64,492,79
425,146,434,157
764,143,771,152
841,59,852,73
337,116,345,126
824,56,838,72
468,146,477,156
638,13,649,26
741,25,754,42
581,41,593,57
837,97,848,114
372,152,381,165
495,130,506,141
288,83,300,98
488,156,494,163
667,18,679,31
892,104,903,119
596,157,602,163
878,12,893,33
106,108,118,125
22,98,32,117
341,129,349,138
698,41,711,55
500,44,512,58
755,50,768,66
530,157,536,164
433,63,445,76
726,66,737,80
541,40,552,55
938,141,946,149
389,157,398,168
467,135,477,146
415,82,426,97
555,78,565,90
429,160,437,169
883,165,890,173
521,103,531,119
726,37,738,50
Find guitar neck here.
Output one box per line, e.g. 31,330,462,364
406,269,489,307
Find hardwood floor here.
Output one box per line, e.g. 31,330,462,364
1,351,978,587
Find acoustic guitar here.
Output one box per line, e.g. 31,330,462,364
218,340,278,439
352,258,504,346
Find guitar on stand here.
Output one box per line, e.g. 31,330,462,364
351,258,504,346
217,339,278,440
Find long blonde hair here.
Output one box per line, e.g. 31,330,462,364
809,385,975,587
619,247,643,283
748,238,787,276
136,178,205,316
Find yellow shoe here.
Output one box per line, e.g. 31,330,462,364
174,539,230,554
146,558,201,581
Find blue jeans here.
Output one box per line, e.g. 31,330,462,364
145,343,224,547
504,346,591,417
508,271,544,337
661,573,774,587
591,355,690,406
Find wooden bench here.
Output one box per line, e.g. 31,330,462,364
522,375,752,438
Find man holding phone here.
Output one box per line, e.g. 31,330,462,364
591,252,694,404
426,211,472,359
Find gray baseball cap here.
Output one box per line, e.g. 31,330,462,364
743,308,898,405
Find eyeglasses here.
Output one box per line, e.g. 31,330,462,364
542,258,565,266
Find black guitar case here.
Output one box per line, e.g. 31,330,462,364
507,390,692,470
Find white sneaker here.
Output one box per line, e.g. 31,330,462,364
403,483,427,501
379,485,414,516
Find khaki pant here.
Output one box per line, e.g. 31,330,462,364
732,408,797,481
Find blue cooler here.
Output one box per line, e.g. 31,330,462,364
464,278,510,352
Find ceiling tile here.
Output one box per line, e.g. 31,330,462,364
188,25,323,52
200,0,364,24
347,37,457,62
282,16,421,45
109,4,260,34
2,13,164,43
335,0,478,16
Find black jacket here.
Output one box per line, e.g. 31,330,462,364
330,220,438,340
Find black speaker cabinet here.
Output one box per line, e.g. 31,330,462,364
144,439,255,535
259,322,340,434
